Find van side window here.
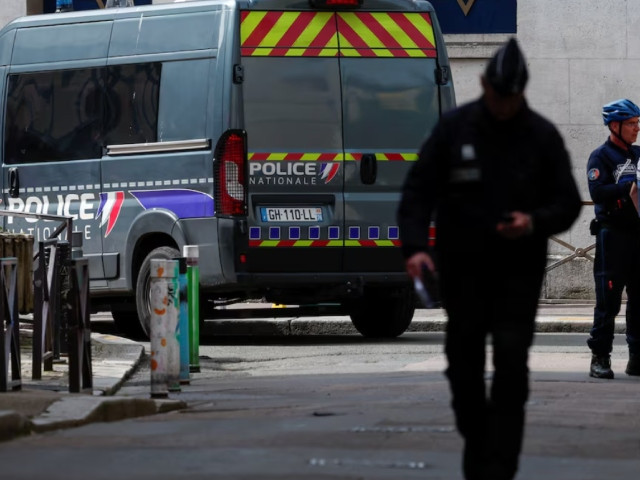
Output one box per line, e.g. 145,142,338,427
4,68,105,164
3,62,161,165
104,63,161,145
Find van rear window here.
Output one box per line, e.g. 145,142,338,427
4,63,160,164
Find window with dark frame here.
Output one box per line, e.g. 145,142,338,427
4,62,161,165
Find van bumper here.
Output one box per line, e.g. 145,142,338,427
234,272,411,304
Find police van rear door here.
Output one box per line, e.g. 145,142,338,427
242,1,345,274
338,4,442,273
241,0,447,279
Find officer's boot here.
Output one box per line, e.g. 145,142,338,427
589,354,614,379
625,353,640,376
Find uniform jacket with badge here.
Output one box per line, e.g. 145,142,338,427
398,98,582,269
586,138,640,231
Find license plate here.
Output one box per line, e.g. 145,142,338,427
260,207,323,222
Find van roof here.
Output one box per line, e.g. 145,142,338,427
0,0,439,66
0,1,236,66
2,0,436,32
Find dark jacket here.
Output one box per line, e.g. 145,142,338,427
397,98,582,264
587,138,640,230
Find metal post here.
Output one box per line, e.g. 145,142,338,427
57,241,71,358
183,245,200,373
176,257,190,385
149,259,180,398
68,258,92,393
0,258,21,392
33,240,57,379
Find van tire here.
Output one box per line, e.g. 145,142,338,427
348,287,415,338
135,246,181,339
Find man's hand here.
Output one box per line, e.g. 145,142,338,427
406,252,436,279
496,211,533,239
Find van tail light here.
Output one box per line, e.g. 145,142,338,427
428,222,436,247
214,129,247,217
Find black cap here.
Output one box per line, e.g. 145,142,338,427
484,38,528,96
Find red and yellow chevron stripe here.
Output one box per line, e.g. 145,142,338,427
241,10,436,58
248,152,345,161
248,152,418,161
345,153,418,161
241,11,338,57
337,12,436,58
249,239,401,247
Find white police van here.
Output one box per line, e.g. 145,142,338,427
0,0,455,338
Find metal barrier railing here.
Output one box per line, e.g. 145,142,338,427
32,238,60,379
0,209,91,393
67,258,92,393
546,201,595,273
0,258,21,392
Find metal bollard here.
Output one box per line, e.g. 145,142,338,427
183,245,200,373
149,259,180,398
176,257,190,385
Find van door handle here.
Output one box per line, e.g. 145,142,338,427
9,167,19,198
359,153,377,185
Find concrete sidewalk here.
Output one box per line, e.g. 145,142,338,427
0,302,622,444
0,326,186,442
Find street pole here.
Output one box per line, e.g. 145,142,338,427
176,257,190,385
183,245,200,373
149,258,180,398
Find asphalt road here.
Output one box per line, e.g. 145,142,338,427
6,316,636,480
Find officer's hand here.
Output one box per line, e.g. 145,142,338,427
406,252,435,280
496,211,533,239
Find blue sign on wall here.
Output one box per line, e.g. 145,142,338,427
428,0,516,34
43,0,152,13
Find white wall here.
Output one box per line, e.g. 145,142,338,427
1,0,28,28
445,0,640,298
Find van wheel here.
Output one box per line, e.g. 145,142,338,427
135,246,181,339
348,288,415,338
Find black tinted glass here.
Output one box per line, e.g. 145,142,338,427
4,62,161,165
104,63,161,145
5,68,105,164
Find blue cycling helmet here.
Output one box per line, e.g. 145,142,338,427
602,98,640,126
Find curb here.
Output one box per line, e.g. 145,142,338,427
30,396,187,433
1,329,185,443
0,410,30,442
90,333,147,396
204,317,625,335
1,308,623,445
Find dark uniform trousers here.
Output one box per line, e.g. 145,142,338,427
440,251,544,480
589,226,640,355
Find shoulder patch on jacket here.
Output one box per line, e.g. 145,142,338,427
588,168,600,181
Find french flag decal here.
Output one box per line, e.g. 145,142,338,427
96,191,125,237
319,163,340,184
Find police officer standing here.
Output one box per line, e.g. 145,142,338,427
586,98,640,379
397,38,581,480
